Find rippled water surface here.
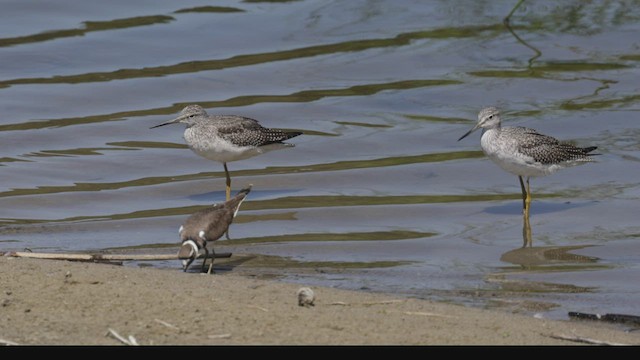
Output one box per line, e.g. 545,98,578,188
2,0,640,321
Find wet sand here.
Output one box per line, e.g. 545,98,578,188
1,256,638,345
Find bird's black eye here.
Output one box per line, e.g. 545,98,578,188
488,115,493,119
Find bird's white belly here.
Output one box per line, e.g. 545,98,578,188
485,151,559,177
190,141,258,163
481,131,557,177
188,138,293,163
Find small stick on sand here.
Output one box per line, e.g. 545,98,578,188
107,328,139,346
330,299,406,306
403,311,458,318
247,305,269,312
208,333,232,340
363,299,405,306
154,319,180,331
0,338,19,346
545,333,629,346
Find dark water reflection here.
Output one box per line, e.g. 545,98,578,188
1,0,640,320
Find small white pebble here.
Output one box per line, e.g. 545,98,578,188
297,287,315,307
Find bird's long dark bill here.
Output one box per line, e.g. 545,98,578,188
457,127,476,141
149,118,180,129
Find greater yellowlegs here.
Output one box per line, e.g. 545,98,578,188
458,106,597,242
178,185,251,274
151,105,302,201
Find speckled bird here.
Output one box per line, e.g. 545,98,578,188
151,105,301,200
177,185,251,274
458,106,598,216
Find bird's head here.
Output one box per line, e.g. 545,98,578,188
458,106,501,141
150,105,208,129
177,239,200,272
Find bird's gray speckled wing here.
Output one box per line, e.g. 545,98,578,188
510,127,595,164
214,116,300,147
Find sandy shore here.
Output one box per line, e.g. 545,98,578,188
1,255,638,346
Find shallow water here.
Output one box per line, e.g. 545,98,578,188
1,0,640,321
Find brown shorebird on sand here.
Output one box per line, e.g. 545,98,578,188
177,185,251,274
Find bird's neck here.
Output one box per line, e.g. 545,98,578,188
482,121,501,134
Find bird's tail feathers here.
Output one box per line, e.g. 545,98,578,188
235,184,252,198
583,146,600,155
284,130,303,140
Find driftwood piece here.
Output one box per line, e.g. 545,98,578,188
1,251,232,262
545,333,629,346
569,311,640,327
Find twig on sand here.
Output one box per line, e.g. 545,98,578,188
0,338,19,346
330,299,406,306
545,333,629,346
208,333,232,340
247,305,269,312
365,300,405,305
154,319,180,331
107,328,139,346
403,311,458,318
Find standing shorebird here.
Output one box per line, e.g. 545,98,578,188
151,105,302,201
178,185,251,274
458,107,598,245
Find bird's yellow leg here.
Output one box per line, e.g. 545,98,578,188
525,177,531,217
223,162,232,240
522,206,532,248
224,162,231,201
522,177,532,247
